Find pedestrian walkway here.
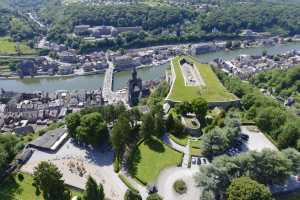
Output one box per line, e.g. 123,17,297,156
181,140,190,168
120,170,149,200
162,133,190,168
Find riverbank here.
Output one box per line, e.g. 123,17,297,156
0,69,107,80
1,42,299,93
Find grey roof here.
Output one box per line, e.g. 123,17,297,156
29,128,66,150
14,126,34,135
16,148,33,163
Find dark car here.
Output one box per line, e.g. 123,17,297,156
241,134,249,141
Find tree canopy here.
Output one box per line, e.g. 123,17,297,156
227,177,273,200
33,161,71,200
83,176,105,200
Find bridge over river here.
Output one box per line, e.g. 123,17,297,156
102,55,128,105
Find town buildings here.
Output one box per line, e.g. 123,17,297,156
0,89,104,133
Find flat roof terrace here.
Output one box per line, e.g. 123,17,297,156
29,128,68,151
166,56,238,103
180,59,205,87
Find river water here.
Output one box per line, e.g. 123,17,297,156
1,42,300,92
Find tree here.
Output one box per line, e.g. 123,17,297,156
151,104,165,137
247,149,292,185
140,113,155,140
225,41,233,49
282,148,300,175
146,193,163,200
262,50,268,57
83,176,104,200
175,101,191,116
0,134,18,172
201,127,228,158
65,112,81,138
191,97,208,121
33,162,71,200
255,107,286,134
76,112,108,146
224,114,241,142
227,177,273,200
277,122,300,149
166,114,175,132
124,189,142,200
111,115,131,156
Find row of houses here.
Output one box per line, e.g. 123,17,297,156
0,89,103,133
216,50,300,79
74,25,143,38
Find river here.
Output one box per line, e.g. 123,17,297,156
1,42,300,93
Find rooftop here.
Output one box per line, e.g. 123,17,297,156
29,128,67,151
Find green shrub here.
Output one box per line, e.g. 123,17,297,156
146,193,163,200
18,173,24,181
113,156,121,173
173,179,187,194
124,189,142,200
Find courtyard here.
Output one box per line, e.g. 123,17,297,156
21,138,127,200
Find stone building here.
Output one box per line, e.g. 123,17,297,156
128,68,142,106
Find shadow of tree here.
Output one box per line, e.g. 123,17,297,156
0,174,23,200
145,138,165,153
127,147,141,177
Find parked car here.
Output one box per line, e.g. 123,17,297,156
192,157,197,165
241,134,249,141
201,157,208,165
197,157,202,165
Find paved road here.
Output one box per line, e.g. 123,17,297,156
156,166,201,200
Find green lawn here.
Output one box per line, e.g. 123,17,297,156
190,139,203,156
169,134,188,146
0,37,35,55
190,139,202,149
0,173,82,200
132,138,182,184
167,56,237,102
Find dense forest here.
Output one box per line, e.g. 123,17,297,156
37,1,300,52
195,3,300,35
1,0,300,50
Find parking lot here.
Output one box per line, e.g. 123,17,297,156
190,156,209,170
241,126,278,152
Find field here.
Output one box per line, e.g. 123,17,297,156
131,138,182,184
0,173,82,200
0,37,35,55
166,56,237,102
